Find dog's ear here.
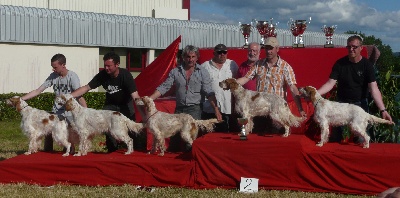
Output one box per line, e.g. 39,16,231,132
65,98,75,111
226,78,238,90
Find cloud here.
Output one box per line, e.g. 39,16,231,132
191,0,400,51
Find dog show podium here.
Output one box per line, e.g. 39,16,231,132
2,46,398,196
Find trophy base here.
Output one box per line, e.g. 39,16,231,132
240,135,248,140
292,44,305,48
324,44,334,48
242,45,249,49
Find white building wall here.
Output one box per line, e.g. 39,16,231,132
0,0,48,8
0,0,184,18
0,44,98,93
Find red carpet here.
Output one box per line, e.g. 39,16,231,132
1,133,399,195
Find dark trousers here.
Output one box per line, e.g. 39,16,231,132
103,104,144,152
329,98,370,143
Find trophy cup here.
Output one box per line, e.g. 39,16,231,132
322,25,337,48
252,19,269,46
239,22,252,48
237,118,249,140
266,18,279,38
287,17,311,48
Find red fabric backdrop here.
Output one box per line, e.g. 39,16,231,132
135,36,181,97
198,46,368,101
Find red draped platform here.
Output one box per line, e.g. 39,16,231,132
1,133,399,195
1,41,398,195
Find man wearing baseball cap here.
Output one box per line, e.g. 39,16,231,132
201,44,238,132
236,37,306,132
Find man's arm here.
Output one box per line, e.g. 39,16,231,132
207,95,222,121
21,86,46,101
131,91,140,100
77,97,87,108
289,84,306,117
369,82,393,122
317,79,337,95
236,77,250,85
71,85,91,98
150,90,162,100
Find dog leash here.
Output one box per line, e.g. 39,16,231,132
314,97,323,109
144,111,159,124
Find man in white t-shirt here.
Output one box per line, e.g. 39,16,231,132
201,44,238,132
22,54,87,154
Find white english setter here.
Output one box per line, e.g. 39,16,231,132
138,96,219,156
56,94,144,156
299,86,394,148
6,96,78,156
219,78,304,137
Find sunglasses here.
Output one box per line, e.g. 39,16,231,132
216,51,227,55
345,45,360,50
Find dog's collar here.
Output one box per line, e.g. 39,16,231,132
314,97,323,109
144,111,159,123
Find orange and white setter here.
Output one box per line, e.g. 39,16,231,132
56,94,144,156
6,96,78,156
219,78,304,136
299,86,394,148
138,96,219,156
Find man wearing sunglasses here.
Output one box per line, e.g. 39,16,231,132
317,35,392,143
201,44,239,132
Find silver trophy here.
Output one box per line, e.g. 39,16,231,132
239,22,252,48
322,25,337,48
266,18,279,38
237,118,249,140
287,17,311,48
252,19,269,46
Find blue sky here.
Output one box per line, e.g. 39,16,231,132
190,0,400,52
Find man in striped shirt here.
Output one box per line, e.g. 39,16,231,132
237,37,306,133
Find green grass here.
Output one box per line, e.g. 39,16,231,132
0,120,375,197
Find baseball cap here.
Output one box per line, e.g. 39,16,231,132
264,37,279,48
214,44,227,51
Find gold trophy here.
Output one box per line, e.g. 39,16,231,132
322,25,337,48
288,17,311,48
237,118,249,140
239,22,252,48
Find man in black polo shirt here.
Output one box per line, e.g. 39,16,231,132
71,51,140,152
317,35,392,142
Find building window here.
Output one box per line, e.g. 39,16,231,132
127,48,147,71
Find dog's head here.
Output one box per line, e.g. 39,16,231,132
140,96,157,114
219,78,239,91
6,96,28,112
299,86,318,103
56,94,77,111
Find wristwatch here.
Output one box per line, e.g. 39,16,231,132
380,109,387,113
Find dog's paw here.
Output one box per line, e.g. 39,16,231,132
282,133,289,137
316,142,324,147
62,153,70,157
24,151,32,155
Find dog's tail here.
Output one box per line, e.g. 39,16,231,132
285,113,305,127
195,118,219,132
126,119,145,134
368,115,394,126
